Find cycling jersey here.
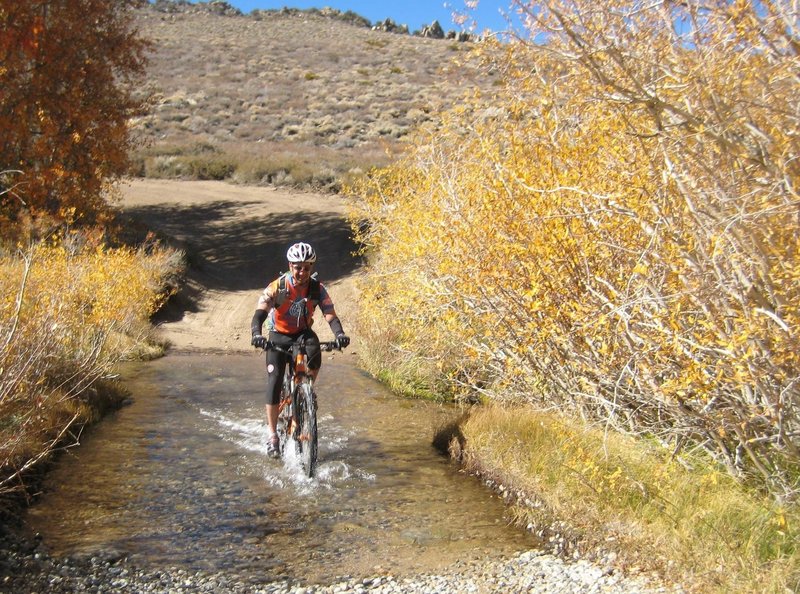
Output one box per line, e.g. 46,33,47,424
257,272,335,334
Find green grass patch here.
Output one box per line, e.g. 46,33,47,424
442,406,799,593
373,367,444,402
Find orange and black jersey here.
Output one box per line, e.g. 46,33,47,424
257,272,335,334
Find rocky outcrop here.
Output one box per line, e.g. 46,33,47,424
446,30,475,42
149,0,242,17
418,20,445,39
142,3,474,42
372,18,410,35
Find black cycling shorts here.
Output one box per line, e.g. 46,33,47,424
264,328,321,405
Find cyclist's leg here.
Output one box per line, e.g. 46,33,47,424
265,331,293,437
302,328,322,381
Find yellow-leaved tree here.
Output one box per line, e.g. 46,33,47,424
350,0,799,499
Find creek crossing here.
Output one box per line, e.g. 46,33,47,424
25,352,536,586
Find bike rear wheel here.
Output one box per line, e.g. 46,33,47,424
293,382,318,478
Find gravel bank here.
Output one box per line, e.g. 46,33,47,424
1,531,682,594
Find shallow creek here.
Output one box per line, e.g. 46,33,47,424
26,352,536,585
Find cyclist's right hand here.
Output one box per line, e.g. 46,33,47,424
251,334,269,349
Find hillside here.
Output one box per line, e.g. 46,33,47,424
130,2,496,190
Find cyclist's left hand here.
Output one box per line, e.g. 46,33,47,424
335,334,350,349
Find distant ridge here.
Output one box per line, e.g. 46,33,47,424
142,0,477,40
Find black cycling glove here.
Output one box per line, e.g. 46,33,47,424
251,335,268,349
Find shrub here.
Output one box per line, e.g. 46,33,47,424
348,0,800,499
185,156,235,180
0,233,182,498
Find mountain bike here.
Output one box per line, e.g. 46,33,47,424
264,338,343,478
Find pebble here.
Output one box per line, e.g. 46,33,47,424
0,532,684,594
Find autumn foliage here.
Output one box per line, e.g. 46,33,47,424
350,0,799,498
0,0,148,233
0,235,180,496
0,1,175,499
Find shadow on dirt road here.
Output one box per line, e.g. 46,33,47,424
119,179,361,349
125,200,359,291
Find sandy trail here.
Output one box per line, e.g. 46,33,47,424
119,178,362,353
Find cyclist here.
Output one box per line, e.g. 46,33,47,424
250,242,350,458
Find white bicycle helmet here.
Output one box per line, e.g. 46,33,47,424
286,242,317,263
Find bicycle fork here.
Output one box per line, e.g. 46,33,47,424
292,351,313,444
278,351,310,440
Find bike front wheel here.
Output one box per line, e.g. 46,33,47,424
293,382,318,478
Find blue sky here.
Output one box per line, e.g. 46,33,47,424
201,1,520,34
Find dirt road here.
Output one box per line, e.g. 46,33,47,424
119,178,362,352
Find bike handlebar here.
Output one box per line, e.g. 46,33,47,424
261,340,345,354
320,341,344,352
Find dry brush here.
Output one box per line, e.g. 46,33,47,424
349,0,800,500
0,234,181,500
